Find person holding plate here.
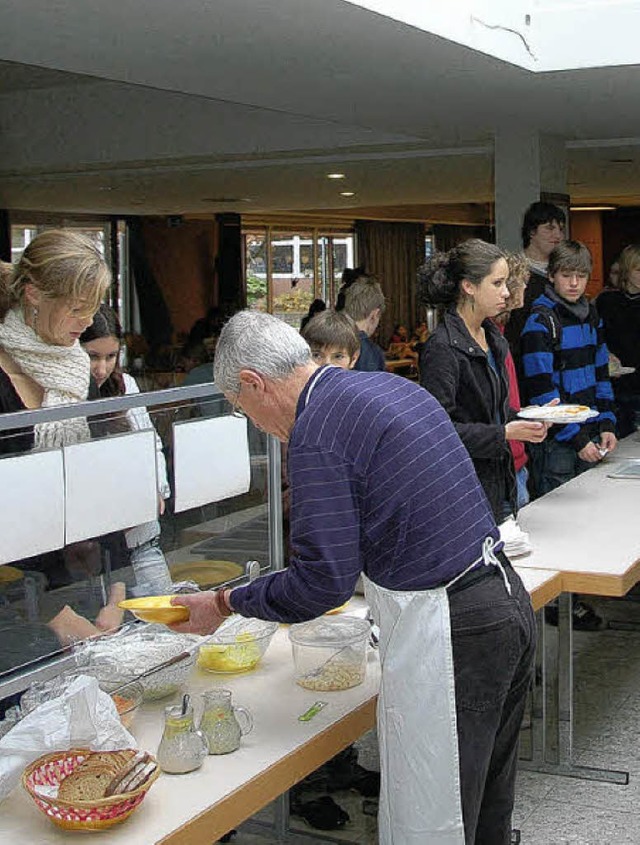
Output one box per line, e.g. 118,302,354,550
521,240,617,495
418,239,548,523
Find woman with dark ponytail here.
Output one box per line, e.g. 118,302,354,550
81,304,172,594
419,239,547,522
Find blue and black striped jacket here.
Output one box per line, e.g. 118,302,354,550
521,288,616,451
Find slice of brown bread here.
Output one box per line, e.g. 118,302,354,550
57,750,137,803
58,768,116,803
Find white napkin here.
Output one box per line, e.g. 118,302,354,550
499,516,532,557
0,674,136,803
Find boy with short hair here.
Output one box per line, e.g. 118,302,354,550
342,276,386,371
300,310,360,369
521,240,617,629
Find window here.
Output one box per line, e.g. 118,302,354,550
243,227,354,327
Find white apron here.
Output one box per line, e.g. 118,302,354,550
364,539,509,845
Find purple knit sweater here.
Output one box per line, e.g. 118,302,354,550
231,368,499,622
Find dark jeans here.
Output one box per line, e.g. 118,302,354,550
449,561,536,845
528,438,592,498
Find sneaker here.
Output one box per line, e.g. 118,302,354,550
572,600,603,631
545,600,603,631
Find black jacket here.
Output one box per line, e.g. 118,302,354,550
505,266,547,381
420,310,517,522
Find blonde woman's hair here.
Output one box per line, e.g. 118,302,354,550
616,244,640,294
343,276,386,321
0,230,111,319
505,252,530,296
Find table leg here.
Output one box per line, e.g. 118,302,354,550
530,609,547,763
520,593,628,785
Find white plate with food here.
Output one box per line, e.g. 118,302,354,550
518,404,599,424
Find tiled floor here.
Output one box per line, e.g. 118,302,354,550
222,593,640,844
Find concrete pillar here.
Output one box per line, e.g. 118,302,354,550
494,129,567,251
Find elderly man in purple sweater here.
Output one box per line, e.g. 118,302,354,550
173,311,535,845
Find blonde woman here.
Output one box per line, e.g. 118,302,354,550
0,230,110,449
0,231,124,647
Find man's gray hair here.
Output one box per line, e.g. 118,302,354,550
214,310,312,395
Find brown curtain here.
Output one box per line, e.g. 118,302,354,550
432,224,494,252
355,220,425,345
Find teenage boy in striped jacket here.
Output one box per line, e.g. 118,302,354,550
521,240,617,630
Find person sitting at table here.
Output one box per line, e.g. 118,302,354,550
596,244,640,437
171,309,537,845
419,239,548,523
342,275,387,372
521,241,617,631
81,304,173,595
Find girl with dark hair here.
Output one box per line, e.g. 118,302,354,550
419,239,548,522
81,304,172,595
299,298,326,332
335,266,365,312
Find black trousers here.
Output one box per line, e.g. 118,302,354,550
449,560,536,845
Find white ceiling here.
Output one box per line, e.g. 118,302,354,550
1,1,640,218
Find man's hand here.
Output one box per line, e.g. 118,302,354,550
578,442,602,463
599,431,618,455
168,592,230,635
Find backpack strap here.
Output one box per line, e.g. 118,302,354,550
534,306,563,353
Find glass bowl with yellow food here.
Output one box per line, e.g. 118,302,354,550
197,616,278,673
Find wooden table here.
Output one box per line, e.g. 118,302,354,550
514,433,640,783
0,601,379,845
1,567,563,844
514,566,562,612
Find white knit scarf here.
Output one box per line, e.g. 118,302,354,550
0,308,91,449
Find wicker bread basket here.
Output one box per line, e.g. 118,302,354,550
22,748,159,831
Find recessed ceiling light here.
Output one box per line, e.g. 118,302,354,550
340,191,355,197
201,197,253,203
570,205,617,211
97,186,114,192
327,173,346,179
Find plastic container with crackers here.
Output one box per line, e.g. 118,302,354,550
288,617,370,691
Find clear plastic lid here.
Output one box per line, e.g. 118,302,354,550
208,615,278,644
288,616,370,648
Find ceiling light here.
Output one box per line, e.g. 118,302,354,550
327,173,346,179
340,191,356,197
570,205,617,211
201,197,253,203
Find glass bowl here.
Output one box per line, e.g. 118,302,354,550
74,625,198,701
21,671,143,730
288,617,370,691
197,617,278,673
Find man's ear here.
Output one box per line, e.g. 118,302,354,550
238,368,267,395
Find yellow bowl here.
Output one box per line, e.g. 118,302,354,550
325,602,349,615
118,595,190,625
